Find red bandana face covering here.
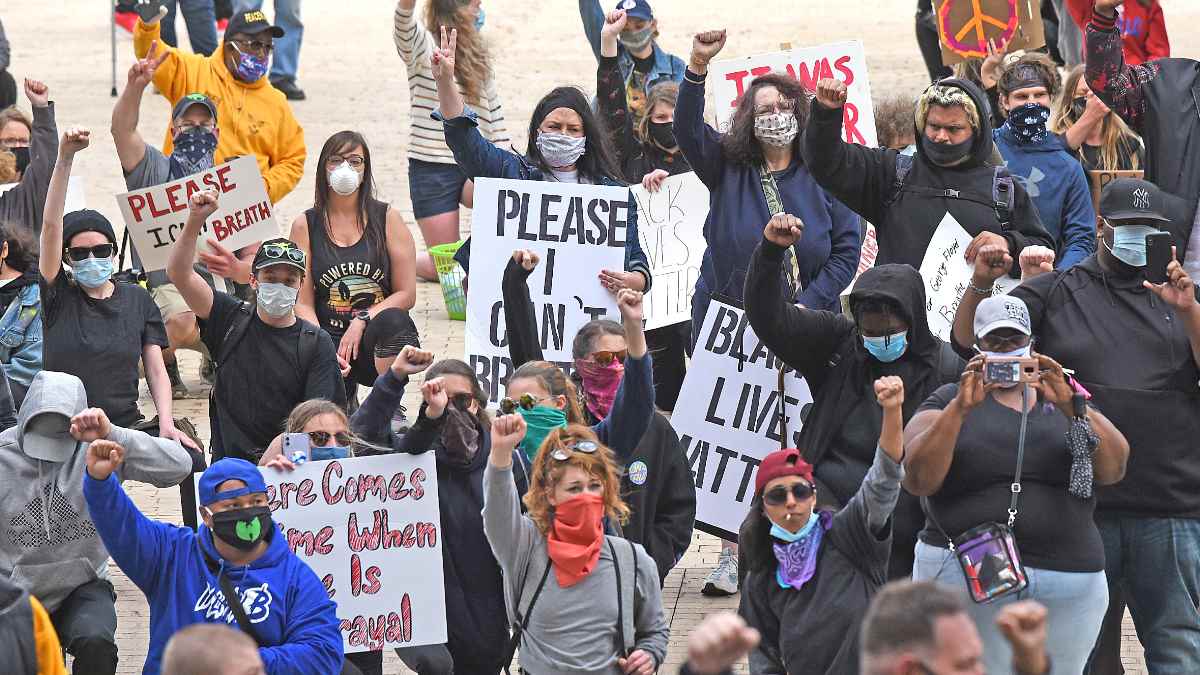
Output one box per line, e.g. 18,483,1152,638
546,493,606,587
574,358,624,420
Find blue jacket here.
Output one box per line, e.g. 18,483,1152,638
83,473,343,675
0,282,41,390
674,72,861,331
578,0,686,94
436,108,652,288
993,127,1096,269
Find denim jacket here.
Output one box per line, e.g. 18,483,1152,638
0,284,42,389
434,107,652,288
578,0,686,95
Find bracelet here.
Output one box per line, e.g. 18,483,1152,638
968,282,994,296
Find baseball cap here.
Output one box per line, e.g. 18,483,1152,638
973,295,1032,339
1100,178,1171,223
615,0,654,20
62,209,117,248
755,448,814,496
226,9,285,39
198,458,268,507
171,93,218,124
252,237,306,274
23,413,77,463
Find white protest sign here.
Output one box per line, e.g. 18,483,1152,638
709,41,878,146
0,175,86,214
467,177,627,404
115,155,278,272
631,172,708,330
247,454,446,652
671,298,813,540
920,213,1015,341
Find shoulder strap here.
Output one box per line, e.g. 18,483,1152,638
992,166,1015,230
518,557,552,633
608,538,628,658
199,542,265,646
217,301,254,368
887,158,1014,230
886,153,915,206
297,320,320,369
936,340,963,385
756,163,801,297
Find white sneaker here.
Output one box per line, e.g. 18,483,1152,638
702,547,739,596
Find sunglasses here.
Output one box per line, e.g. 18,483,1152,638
307,431,352,447
65,244,115,262
499,392,549,415
449,393,474,411
550,439,599,462
763,482,815,506
590,349,628,365
260,243,305,264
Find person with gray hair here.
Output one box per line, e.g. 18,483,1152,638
162,624,264,675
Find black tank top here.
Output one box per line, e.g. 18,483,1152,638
305,199,391,338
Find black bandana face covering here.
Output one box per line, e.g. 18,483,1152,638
921,135,973,166
208,506,273,551
168,127,218,179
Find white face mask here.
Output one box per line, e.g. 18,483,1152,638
257,282,299,318
754,112,799,147
328,161,363,196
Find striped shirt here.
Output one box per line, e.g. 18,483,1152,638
393,5,509,165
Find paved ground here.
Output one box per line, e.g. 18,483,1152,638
8,0,1199,671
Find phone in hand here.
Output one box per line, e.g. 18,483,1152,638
983,357,1039,385
282,433,310,463
1145,232,1174,285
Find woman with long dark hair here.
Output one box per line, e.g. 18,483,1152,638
290,130,419,405
0,220,42,405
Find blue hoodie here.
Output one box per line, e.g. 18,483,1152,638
993,126,1097,269
82,472,342,675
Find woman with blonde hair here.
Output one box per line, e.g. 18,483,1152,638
1052,65,1143,172
484,418,669,674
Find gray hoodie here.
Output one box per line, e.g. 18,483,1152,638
0,371,191,611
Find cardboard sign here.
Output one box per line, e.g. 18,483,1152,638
116,156,278,272
920,213,1016,341
0,175,85,215
466,178,627,404
631,172,709,331
709,41,878,146
671,298,813,540
937,0,1046,65
1088,170,1144,214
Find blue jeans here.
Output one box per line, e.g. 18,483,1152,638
233,0,303,83
914,541,1109,674
1092,515,1200,674
160,0,218,56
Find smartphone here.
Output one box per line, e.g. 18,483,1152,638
282,433,310,463
983,356,1039,385
1145,232,1174,285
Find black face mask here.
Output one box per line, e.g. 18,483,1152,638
208,505,273,551
1071,96,1088,120
647,121,677,150
10,146,30,176
921,134,973,167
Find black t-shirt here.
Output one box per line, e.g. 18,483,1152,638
305,201,391,339
917,384,1104,572
39,272,167,427
631,51,655,74
200,292,343,457
1078,136,1144,172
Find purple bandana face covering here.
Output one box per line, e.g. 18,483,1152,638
773,510,833,590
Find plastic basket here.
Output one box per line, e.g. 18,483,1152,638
429,241,467,321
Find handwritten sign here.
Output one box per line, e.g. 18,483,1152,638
631,172,708,330
0,175,85,216
466,178,626,404
920,213,1015,341
937,0,1046,65
1088,169,1144,215
709,41,877,146
116,156,278,272
671,298,812,540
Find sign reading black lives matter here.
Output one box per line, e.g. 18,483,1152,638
467,178,628,404
671,298,813,540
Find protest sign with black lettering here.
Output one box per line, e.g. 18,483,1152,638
919,213,1015,341
467,178,627,404
631,172,708,330
709,41,877,146
1,175,85,213
671,297,813,540
116,155,278,272
253,454,445,652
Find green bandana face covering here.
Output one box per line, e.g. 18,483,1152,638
516,405,568,460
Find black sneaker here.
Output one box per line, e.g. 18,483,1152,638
166,360,189,399
271,79,306,101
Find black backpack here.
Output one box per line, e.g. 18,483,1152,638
887,152,1016,229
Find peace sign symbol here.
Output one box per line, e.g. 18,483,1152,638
937,0,1020,59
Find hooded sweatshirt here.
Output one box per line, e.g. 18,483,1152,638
0,371,191,612
83,471,343,675
804,78,1054,275
993,125,1096,269
1070,0,1168,66
744,241,962,579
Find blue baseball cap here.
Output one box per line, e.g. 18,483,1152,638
616,0,653,20
198,458,268,507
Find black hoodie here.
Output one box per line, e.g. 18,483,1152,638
745,240,962,578
804,77,1054,275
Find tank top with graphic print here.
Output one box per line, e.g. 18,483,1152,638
305,199,391,339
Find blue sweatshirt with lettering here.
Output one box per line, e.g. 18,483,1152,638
83,472,343,675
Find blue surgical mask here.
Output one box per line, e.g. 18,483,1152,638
72,257,114,289
310,446,352,461
770,511,818,543
1105,224,1159,268
257,282,299,317
863,330,907,363
231,43,269,82
474,7,485,31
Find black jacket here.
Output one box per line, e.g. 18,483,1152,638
803,77,1053,275
744,239,962,578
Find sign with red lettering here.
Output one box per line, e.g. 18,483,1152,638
256,453,446,652
708,41,877,147
115,155,279,272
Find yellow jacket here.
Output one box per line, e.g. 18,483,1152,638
134,20,305,204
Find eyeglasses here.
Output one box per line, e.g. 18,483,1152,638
550,439,599,462
449,393,474,411
763,482,815,506
176,121,216,134
753,99,795,116
260,243,305,264
231,39,274,55
327,155,365,169
589,349,627,365
65,244,115,261
499,392,549,415
307,431,353,446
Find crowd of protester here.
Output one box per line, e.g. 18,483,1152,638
0,0,1193,673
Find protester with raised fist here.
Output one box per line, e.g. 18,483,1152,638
737,376,906,674
1050,65,1143,173
579,0,684,120
0,78,57,230
0,371,191,675
483,415,669,674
